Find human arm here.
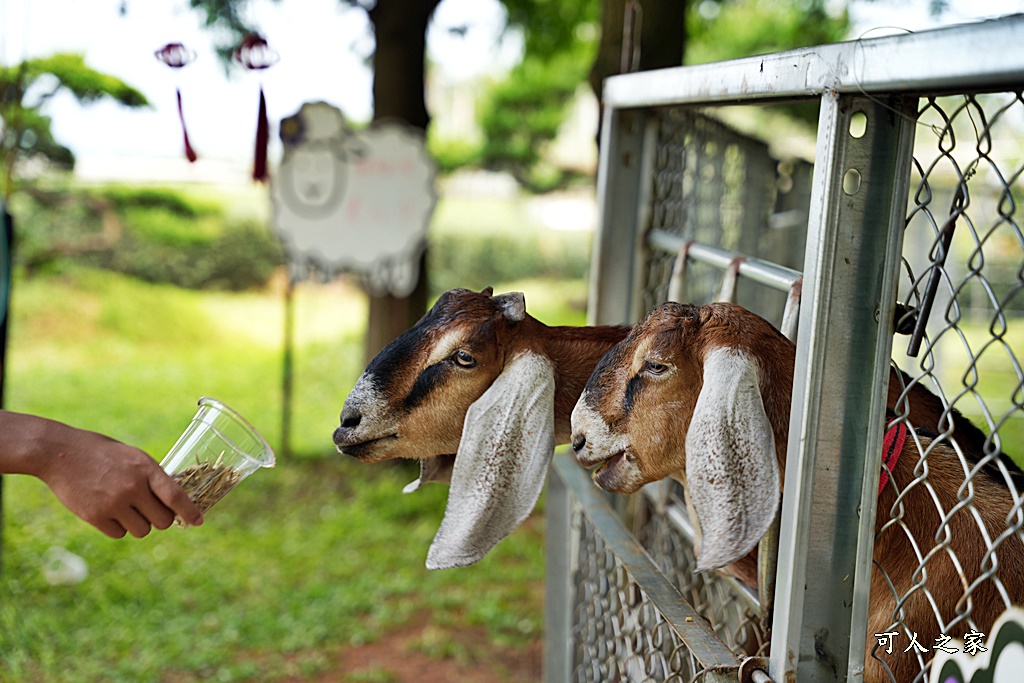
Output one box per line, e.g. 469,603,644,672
0,409,203,538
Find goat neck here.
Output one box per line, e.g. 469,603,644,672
529,321,631,444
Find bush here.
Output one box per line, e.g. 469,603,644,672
429,226,590,294
8,190,106,275
9,183,593,295
9,186,283,290
90,217,283,291
94,185,221,218
118,205,222,249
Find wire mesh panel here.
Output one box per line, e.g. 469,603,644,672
643,108,811,321
555,456,744,683
572,509,701,682
869,92,1024,683
633,109,809,664
632,489,769,659
547,17,1024,683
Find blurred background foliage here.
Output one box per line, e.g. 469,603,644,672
0,53,149,201
474,0,849,188
7,184,591,294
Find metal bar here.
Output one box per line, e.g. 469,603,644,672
907,181,967,356
648,489,761,614
281,275,296,459
589,107,651,326
719,257,747,304
780,280,803,341
544,458,573,683
649,230,802,293
846,95,919,683
603,15,1024,109
667,240,694,303
554,454,742,673
759,280,803,638
768,94,916,683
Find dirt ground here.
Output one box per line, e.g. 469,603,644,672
287,619,544,683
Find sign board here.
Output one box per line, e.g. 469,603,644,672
270,101,436,296
929,607,1024,683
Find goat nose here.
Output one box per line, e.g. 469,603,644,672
339,407,362,429
572,433,586,453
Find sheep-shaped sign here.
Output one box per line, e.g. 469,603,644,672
270,101,436,296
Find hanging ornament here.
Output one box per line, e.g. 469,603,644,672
233,33,279,183
155,42,198,163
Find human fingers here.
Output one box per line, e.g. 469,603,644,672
118,506,154,539
149,469,204,528
94,518,128,539
132,491,177,531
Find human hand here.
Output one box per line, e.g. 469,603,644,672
10,413,204,538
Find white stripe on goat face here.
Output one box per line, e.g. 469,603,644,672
342,372,393,439
571,390,628,468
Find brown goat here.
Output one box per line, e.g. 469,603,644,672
333,286,628,569
570,301,1024,683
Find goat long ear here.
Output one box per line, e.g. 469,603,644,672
426,350,556,570
685,346,780,573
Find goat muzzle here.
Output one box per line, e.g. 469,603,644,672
332,427,398,460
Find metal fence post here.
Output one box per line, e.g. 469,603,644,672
544,462,573,683
589,106,654,326
768,94,917,683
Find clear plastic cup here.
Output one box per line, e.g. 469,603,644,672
160,397,275,526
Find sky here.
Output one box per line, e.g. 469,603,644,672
0,0,1021,184
0,0,517,182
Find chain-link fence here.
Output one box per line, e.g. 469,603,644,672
546,17,1024,683
875,90,1024,683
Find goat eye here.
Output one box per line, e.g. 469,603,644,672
645,360,668,376
453,350,477,368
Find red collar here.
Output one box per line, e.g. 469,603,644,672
879,419,908,495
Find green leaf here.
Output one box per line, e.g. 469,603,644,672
0,52,148,198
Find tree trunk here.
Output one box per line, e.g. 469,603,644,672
589,0,688,120
363,0,440,364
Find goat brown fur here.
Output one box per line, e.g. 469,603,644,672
572,301,1024,683
334,286,629,462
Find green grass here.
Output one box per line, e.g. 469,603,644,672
1,459,544,682
893,315,1024,456
0,266,573,682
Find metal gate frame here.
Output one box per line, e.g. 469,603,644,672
545,16,1024,683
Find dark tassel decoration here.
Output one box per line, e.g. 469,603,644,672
253,86,269,182
176,89,197,163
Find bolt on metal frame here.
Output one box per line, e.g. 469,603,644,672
546,16,1024,683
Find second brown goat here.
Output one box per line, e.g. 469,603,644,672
571,301,1024,683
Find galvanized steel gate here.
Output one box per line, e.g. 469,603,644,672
545,17,1024,683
